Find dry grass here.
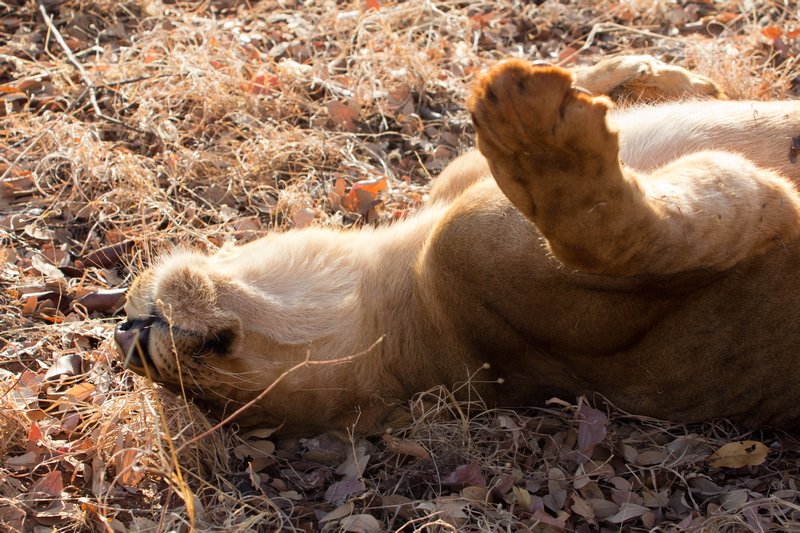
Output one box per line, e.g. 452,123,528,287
2,0,800,531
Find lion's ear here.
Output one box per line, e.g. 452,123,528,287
151,252,225,332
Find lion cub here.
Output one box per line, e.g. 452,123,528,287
117,57,800,435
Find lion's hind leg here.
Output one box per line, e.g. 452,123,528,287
468,59,800,275
573,55,723,103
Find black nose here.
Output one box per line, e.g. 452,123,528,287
115,318,155,370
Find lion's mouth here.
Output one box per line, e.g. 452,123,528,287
114,317,159,377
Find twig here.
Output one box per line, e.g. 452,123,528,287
0,127,52,182
176,337,384,451
35,0,144,133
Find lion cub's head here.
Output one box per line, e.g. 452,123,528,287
115,253,248,389
114,243,378,432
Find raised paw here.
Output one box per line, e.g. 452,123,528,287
467,59,620,220
468,59,616,160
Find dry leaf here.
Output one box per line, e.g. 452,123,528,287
443,462,485,488
64,382,95,402
26,421,42,451
607,502,649,524
327,100,359,131
29,471,63,497
45,354,84,382
6,451,38,469
340,513,381,533
324,477,365,505
82,240,134,268
544,467,567,512
382,434,430,460
116,433,145,487
76,288,126,314
707,440,769,468
233,439,275,460
336,444,369,478
30,253,64,279
577,403,607,456
342,177,387,214
460,485,488,502
319,502,355,523
571,494,595,521
637,449,667,466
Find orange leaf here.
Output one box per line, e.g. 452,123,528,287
334,177,347,197
20,295,37,315
26,421,42,451
351,177,387,196
382,434,430,460
762,26,783,39
343,177,387,214
366,0,381,10
707,440,769,468
0,84,23,94
64,382,95,402
142,52,161,64
245,72,279,95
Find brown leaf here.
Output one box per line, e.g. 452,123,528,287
460,485,488,502
571,494,595,522
20,294,38,315
707,440,769,468
26,421,42,451
607,502,649,524
291,207,315,228
82,240,134,269
5,451,39,470
115,433,145,487
636,449,667,466
30,254,63,279
233,439,275,460
336,444,369,479
577,403,607,457
544,467,568,512
339,513,381,533
443,462,485,488
324,477,365,505
319,502,355,524
76,288,127,314
588,498,619,520
64,382,95,403
30,471,63,497
327,100,359,131
382,434,430,460
45,354,84,382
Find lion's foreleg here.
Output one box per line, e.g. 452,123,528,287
468,60,800,275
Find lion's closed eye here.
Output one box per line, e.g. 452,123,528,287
196,328,235,357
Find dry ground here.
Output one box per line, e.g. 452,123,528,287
2,0,800,531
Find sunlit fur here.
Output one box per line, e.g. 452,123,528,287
121,56,800,435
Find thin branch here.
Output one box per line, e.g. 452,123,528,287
176,337,384,451
35,0,145,133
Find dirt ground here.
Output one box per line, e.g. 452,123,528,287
1,0,800,531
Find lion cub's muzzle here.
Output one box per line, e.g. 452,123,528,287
114,317,156,375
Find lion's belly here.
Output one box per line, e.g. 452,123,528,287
420,181,800,428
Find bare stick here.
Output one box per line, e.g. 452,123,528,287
35,0,144,133
176,337,384,451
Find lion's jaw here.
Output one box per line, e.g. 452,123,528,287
115,213,448,433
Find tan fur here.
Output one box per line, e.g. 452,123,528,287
117,56,800,435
